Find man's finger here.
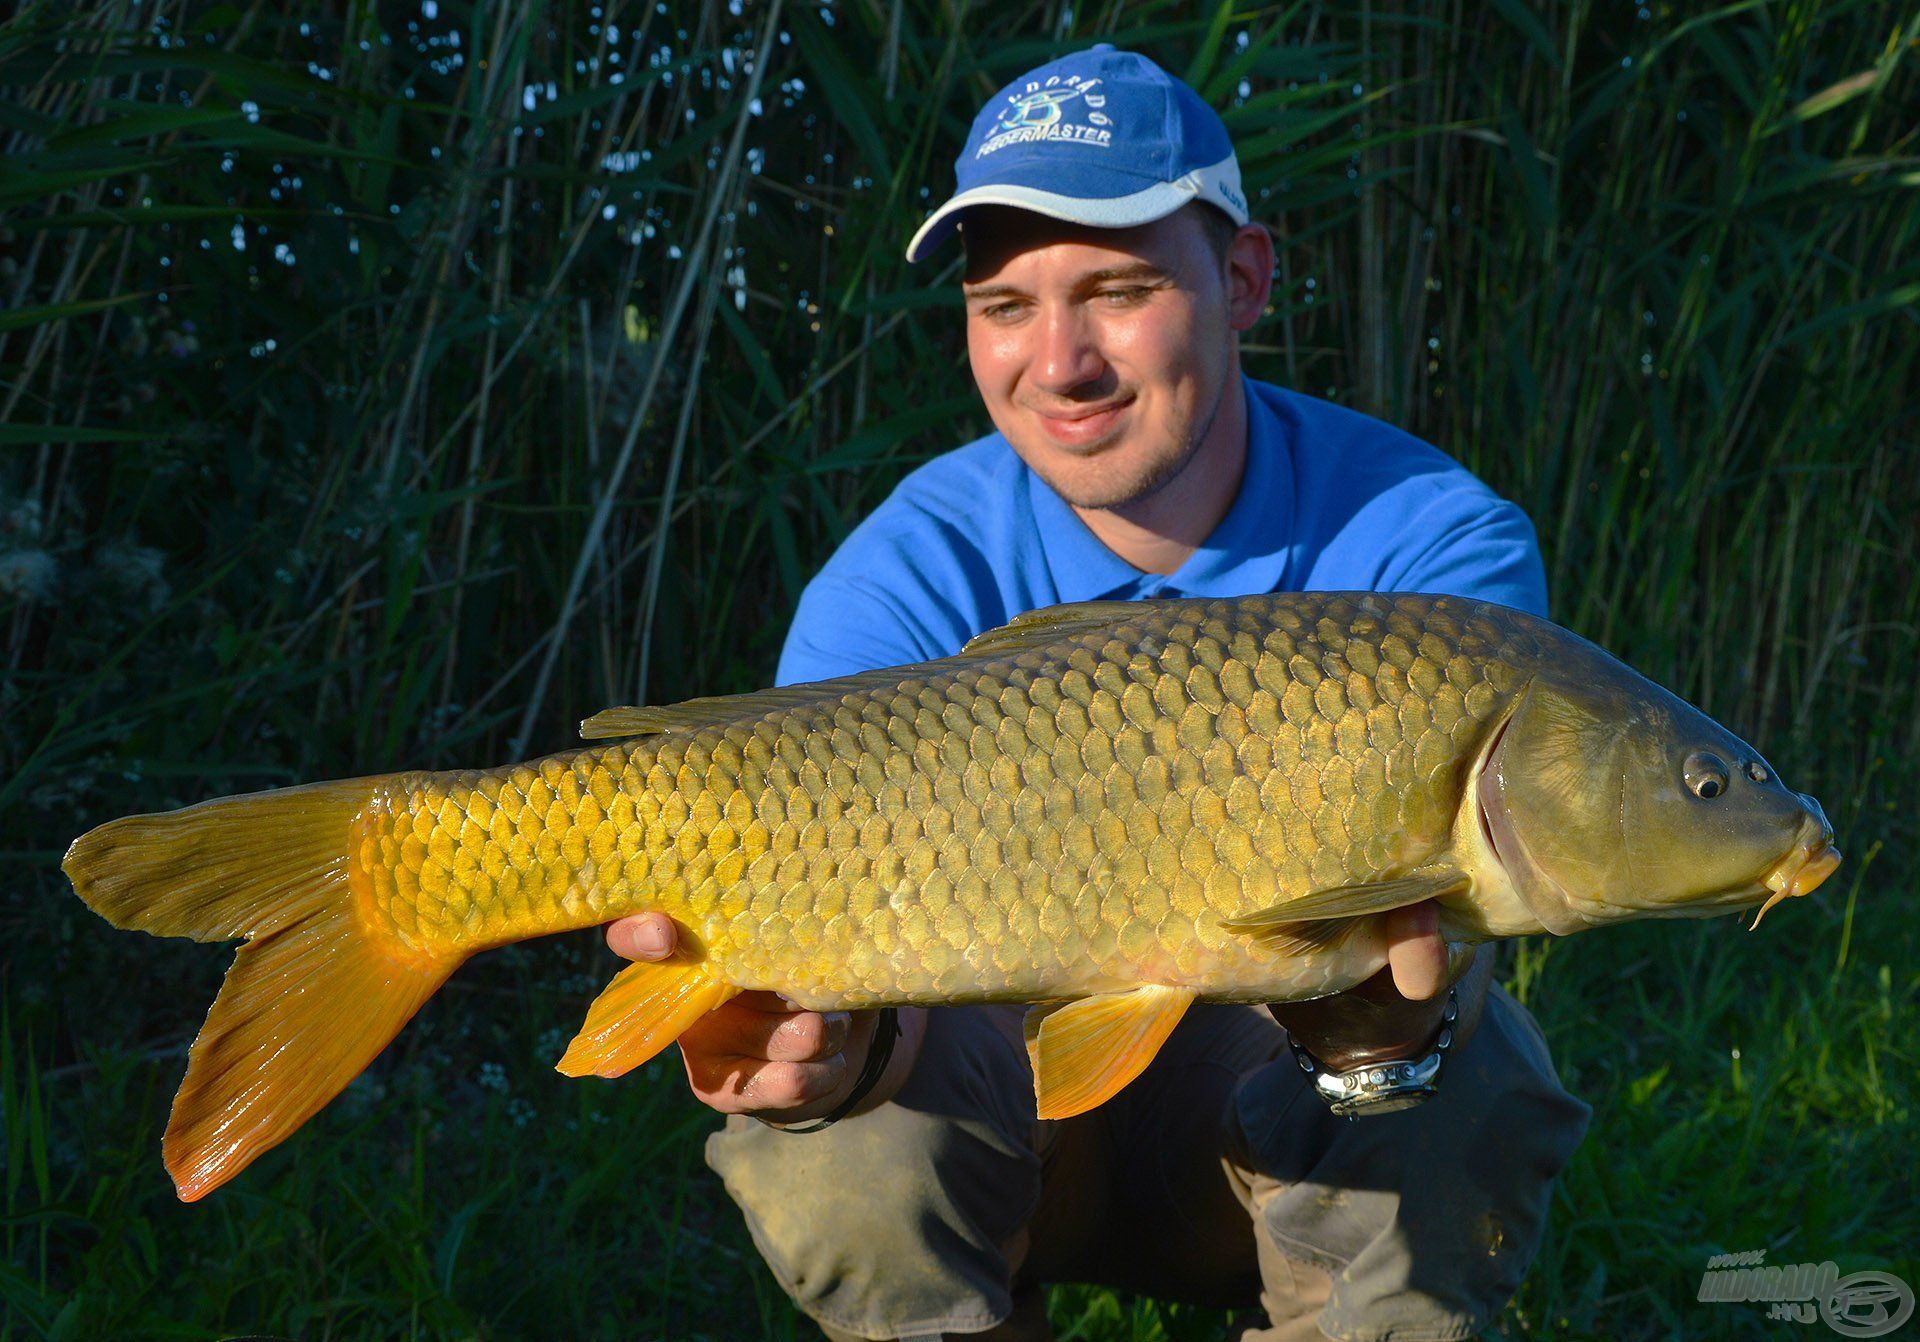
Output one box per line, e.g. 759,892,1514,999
605,912,677,961
675,991,801,1054
1383,902,1449,1001
772,1010,851,1062
734,1057,851,1111
685,1051,849,1113
681,997,847,1062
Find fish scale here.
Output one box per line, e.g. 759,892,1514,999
348,592,1530,1006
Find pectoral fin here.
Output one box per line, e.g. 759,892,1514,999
556,958,738,1079
1023,985,1196,1120
1217,867,1470,953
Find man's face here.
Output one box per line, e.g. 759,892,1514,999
961,206,1253,512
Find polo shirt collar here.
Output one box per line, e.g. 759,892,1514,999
1024,376,1296,602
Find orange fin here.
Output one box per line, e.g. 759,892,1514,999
167,905,454,1201
1023,985,1195,1120
64,777,378,941
62,777,459,1202
556,958,737,1078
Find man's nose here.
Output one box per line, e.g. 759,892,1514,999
1031,305,1105,394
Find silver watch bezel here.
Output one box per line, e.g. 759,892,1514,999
1287,984,1459,1118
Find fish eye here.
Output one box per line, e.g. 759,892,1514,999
1685,751,1729,799
1745,760,1770,784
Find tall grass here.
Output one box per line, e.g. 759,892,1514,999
2,1,1915,1338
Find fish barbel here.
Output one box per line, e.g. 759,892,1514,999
63,593,1840,1199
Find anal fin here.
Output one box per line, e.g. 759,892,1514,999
557,958,738,1079
1024,984,1195,1120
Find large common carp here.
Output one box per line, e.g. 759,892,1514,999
64,593,1840,1200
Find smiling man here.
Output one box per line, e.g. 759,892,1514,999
606,46,1589,1342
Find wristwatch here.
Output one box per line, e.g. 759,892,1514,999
1286,985,1458,1117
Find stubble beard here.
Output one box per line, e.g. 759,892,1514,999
1039,378,1226,513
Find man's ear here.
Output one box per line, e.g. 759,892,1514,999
1225,223,1275,332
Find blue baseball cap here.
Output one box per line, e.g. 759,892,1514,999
906,44,1249,263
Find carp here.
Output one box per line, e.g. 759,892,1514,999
63,592,1840,1199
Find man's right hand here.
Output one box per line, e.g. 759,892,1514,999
604,913,900,1124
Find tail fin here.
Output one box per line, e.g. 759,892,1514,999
63,779,460,1201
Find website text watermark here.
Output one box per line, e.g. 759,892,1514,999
1697,1250,1913,1337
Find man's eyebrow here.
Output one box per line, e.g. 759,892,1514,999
1078,263,1172,285
962,263,1173,300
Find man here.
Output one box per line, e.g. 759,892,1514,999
606,46,1590,1342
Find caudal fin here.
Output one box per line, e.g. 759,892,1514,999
63,779,460,1201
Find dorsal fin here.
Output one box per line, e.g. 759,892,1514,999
581,659,973,741
585,600,1152,741
583,688,853,740
959,600,1148,658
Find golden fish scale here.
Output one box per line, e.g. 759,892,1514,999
350,595,1543,1007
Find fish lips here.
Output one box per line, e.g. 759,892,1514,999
1686,792,1841,928
1749,801,1842,928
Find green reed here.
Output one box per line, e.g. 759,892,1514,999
1,0,1914,1337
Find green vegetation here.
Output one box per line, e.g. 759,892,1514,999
3,0,1914,1338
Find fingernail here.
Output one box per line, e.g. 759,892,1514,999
632,921,670,956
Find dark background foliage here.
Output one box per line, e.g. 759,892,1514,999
2,1,1915,1338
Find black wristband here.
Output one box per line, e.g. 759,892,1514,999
777,1008,902,1134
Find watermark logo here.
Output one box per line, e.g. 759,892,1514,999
978,76,1113,157
1697,1250,1914,1337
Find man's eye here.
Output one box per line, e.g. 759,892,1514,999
979,301,1024,321
1099,287,1152,305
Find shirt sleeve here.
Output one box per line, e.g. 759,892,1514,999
775,575,938,686
1382,491,1550,618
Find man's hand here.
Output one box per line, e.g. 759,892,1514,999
603,913,921,1124
1265,901,1492,1074
609,901,1485,1115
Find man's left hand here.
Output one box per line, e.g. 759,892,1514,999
1266,901,1492,1074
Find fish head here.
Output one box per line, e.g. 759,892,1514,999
1476,657,1839,934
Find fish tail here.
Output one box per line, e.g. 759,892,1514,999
62,778,460,1201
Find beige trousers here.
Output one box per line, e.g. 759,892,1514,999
706,987,1589,1342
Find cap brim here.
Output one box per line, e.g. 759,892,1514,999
905,178,1208,263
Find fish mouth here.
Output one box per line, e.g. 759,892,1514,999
1749,833,1842,929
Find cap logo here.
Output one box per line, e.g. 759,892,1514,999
978,74,1112,158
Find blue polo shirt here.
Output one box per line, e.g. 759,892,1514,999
777,377,1546,684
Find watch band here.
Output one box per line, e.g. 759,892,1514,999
1287,985,1459,1117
